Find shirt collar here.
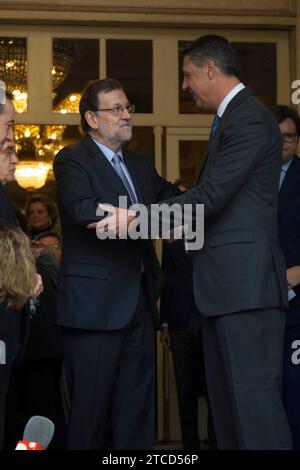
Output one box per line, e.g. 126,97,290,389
91,136,123,163
217,83,246,118
281,157,293,173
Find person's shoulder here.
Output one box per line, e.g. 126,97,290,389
293,154,300,166
124,148,153,167
54,137,89,169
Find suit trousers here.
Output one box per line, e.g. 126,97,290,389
201,307,292,449
62,277,155,450
170,313,204,449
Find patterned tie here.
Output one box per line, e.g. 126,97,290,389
279,167,287,190
112,153,138,204
211,114,220,137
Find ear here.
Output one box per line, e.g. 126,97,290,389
206,59,217,80
85,110,99,130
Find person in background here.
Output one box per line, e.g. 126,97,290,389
0,90,42,448
160,178,215,450
271,105,300,449
31,231,62,283
4,228,64,450
25,193,60,238
0,221,38,448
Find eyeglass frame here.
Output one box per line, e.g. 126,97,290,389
281,132,298,143
95,103,135,116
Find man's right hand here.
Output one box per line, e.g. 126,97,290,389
160,327,171,351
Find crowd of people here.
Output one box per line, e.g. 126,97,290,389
0,33,300,450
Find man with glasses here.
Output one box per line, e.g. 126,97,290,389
0,119,42,449
272,105,300,449
53,78,177,450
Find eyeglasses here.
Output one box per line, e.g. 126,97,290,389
96,104,135,116
281,133,298,143
0,144,16,156
32,242,61,251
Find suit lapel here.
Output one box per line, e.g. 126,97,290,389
122,150,144,203
278,156,300,215
82,135,141,203
196,87,256,184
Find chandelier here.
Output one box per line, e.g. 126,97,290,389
0,37,73,94
0,37,80,190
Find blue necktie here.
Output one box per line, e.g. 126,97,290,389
211,114,220,137
279,167,287,190
112,153,138,204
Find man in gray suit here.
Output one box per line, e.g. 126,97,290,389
96,35,292,449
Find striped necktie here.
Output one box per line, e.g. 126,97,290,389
279,167,287,190
112,153,138,204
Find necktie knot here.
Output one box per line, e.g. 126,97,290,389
111,153,138,204
211,115,220,136
112,153,122,164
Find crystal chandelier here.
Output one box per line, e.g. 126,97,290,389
0,38,80,190
0,37,73,94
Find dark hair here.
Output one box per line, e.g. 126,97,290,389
79,78,124,132
270,105,300,137
34,230,61,243
173,178,194,190
182,35,240,78
25,193,59,226
0,90,13,114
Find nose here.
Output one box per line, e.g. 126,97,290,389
121,107,131,119
11,153,19,164
182,76,188,91
7,126,14,142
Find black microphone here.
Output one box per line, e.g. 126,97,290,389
15,416,55,450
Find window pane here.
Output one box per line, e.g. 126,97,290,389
178,40,277,113
53,38,99,113
8,124,82,206
179,140,208,182
126,126,154,164
106,40,153,113
0,37,28,113
232,42,276,107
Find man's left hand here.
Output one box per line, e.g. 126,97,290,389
87,203,136,237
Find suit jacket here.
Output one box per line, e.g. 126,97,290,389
0,183,16,225
0,183,20,363
53,134,177,331
158,87,288,316
160,240,197,331
278,155,300,326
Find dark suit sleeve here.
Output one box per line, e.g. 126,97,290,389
53,150,105,226
153,168,180,202
153,109,270,218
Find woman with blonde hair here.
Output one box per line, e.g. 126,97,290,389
0,221,37,310
0,221,38,449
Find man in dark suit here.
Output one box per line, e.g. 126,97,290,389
0,92,43,448
53,78,177,450
0,90,16,225
160,178,212,450
0,91,19,448
272,105,300,449
98,35,293,449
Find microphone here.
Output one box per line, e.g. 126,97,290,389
15,416,55,450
